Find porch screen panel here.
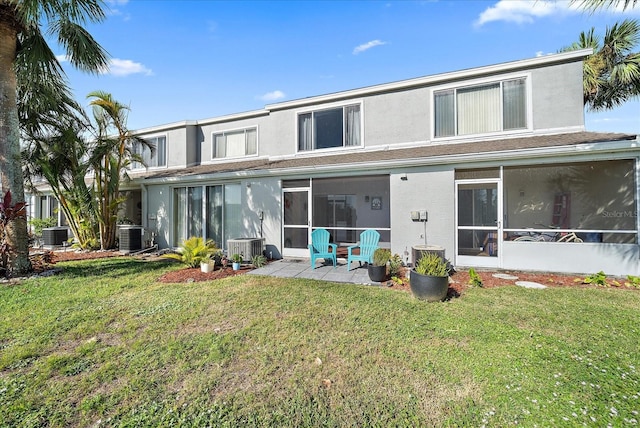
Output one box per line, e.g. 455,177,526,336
224,184,242,241
434,90,454,137
457,83,500,135
206,186,223,248
503,79,527,130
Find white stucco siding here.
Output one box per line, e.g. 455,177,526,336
390,168,455,264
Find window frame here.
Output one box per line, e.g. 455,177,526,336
210,126,258,161
431,73,532,141
296,101,363,153
132,134,167,170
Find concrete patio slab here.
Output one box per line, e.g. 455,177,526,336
249,259,380,285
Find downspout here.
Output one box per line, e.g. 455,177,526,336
140,183,148,230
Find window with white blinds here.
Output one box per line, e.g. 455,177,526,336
434,78,527,138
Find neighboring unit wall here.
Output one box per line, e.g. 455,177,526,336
144,184,172,248
390,169,456,264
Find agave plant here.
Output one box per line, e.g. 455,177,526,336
162,237,218,268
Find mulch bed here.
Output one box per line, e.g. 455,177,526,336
32,249,637,295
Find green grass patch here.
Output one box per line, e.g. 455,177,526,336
1,257,639,426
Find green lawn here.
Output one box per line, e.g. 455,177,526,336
1,258,639,427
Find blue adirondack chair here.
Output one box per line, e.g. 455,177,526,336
308,228,337,269
347,229,380,271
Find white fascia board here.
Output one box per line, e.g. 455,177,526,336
265,49,593,111
133,120,198,135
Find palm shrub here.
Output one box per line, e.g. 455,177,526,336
162,237,218,268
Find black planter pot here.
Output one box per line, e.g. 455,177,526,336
367,264,387,282
409,270,449,301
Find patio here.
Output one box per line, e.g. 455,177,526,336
249,258,379,285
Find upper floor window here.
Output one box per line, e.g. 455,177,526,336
434,78,527,138
298,104,361,151
132,136,166,169
212,128,257,159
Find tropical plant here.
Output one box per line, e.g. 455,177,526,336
88,91,150,250
576,270,609,286
251,254,267,268
162,237,218,268
414,253,450,277
372,248,391,267
561,19,640,111
467,268,484,288
23,114,100,249
231,253,243,263
0,0,109,273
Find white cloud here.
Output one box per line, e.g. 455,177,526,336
474,0,575,27
258,90,286,101
105,0,129,5
353,39,387,55
101,58,153,77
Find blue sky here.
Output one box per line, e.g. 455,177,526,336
58,0,640,134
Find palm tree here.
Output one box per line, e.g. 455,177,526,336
87,91,148,250
562,19,640,111
0,0,109,273
23,113,100,250
574,0,638,11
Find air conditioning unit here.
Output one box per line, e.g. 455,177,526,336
42,227,68,246
119,226,143,252
227,238,264,262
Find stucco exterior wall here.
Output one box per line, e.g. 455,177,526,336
390,168,456,264
244,177,283,258
531,61,584,131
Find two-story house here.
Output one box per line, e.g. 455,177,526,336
31,48,640,276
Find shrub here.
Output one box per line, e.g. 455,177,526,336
162,237,218,268
389,253,403,276
252,254,267,268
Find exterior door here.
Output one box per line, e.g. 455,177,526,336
282,187,311,257
456,180,502,268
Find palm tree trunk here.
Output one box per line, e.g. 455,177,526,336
0,18,31,273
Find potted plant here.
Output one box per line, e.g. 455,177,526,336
231,253,243,271
410,252,451,301
200,254,215,273
368,248,391,282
